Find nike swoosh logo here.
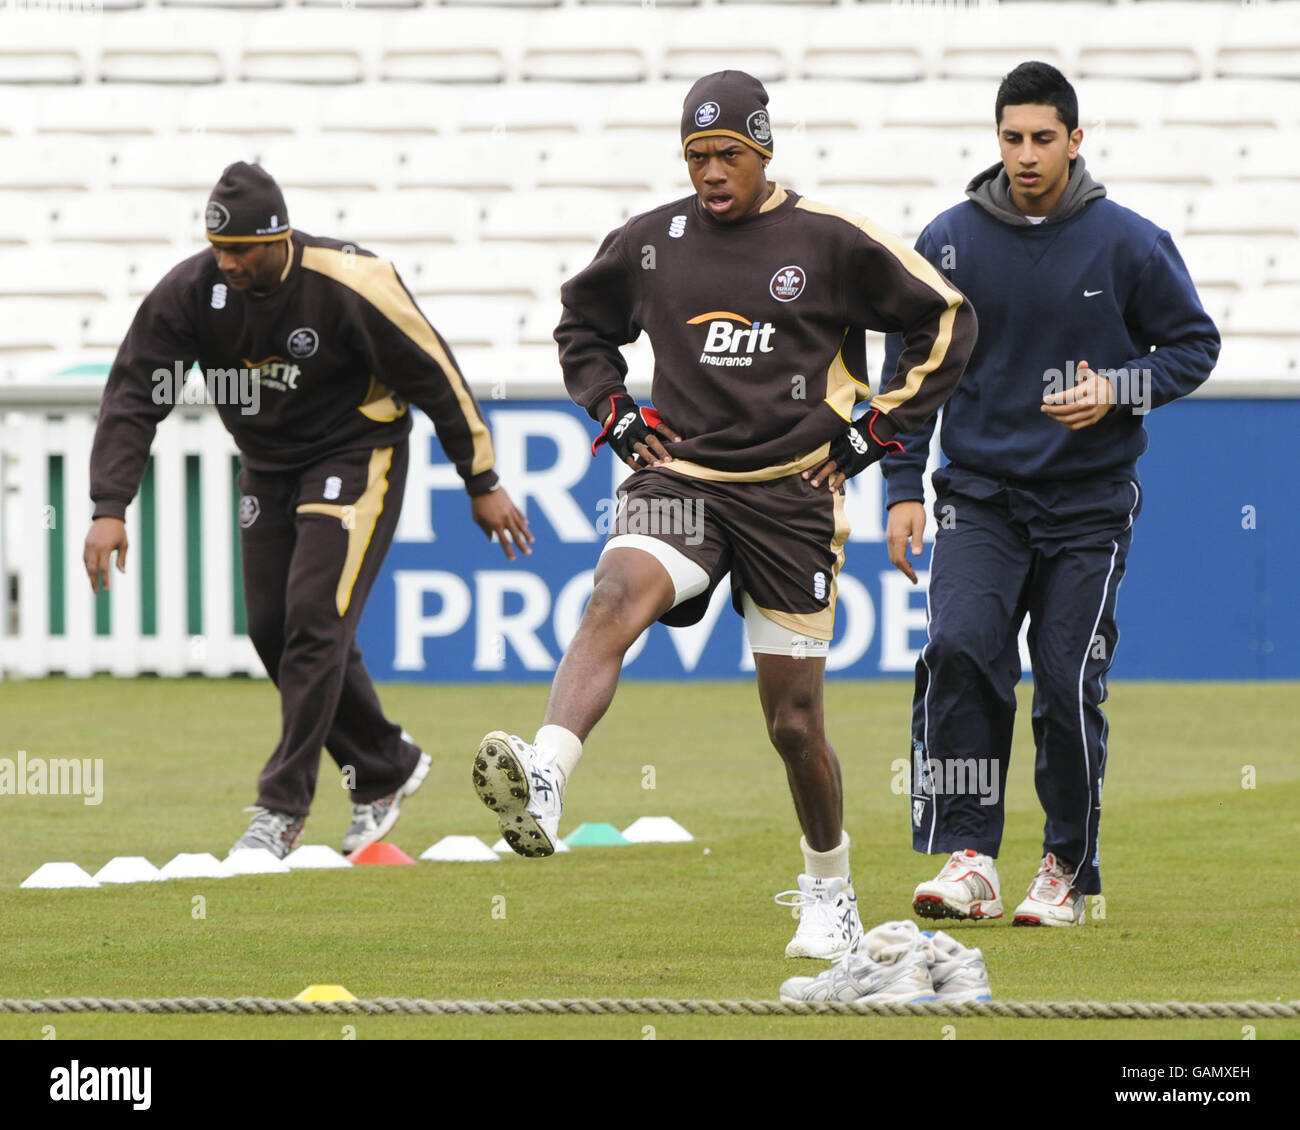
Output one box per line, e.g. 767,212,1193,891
1083,289,1103,297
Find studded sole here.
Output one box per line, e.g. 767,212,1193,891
472,732,555,858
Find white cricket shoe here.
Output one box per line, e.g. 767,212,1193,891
913,849,1003,921
473,731,562,858
774,874,864,960
922,929,993,1002
779,919,937,1004
1013,853,1085,926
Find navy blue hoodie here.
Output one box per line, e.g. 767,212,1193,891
881,158,1220,506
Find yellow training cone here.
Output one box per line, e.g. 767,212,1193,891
294,984,357,1002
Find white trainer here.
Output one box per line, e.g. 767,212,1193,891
913,849,1003,921
1013,853,1085,926
472,731,562,858
779,919,937,1004
341,744,432,855
774,874,864,960
922,929,993,1002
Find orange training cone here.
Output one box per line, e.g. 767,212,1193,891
346,842,416,865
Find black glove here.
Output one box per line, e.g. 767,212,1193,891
826,409,904,479
591,394,669,464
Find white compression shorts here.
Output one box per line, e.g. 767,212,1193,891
599,535,830,658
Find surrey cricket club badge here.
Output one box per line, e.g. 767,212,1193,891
205,201,231,233
769,265,806,302
694,101,720,127
286,327,319,359
747,110,772,146
239,495,260,529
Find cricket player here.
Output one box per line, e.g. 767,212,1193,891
883,62,1220,925
471,71,976,962
84,162,533,858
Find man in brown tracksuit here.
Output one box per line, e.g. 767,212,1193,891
84,162,532,859
471,72,977,962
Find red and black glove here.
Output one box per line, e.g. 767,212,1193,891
591,394,670,464
826,409,905,479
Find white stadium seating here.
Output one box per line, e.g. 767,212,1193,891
0,0,1297,386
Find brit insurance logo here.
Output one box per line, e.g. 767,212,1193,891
769,265,806,302
694,101,720,127
205,201,231,234
747,110,772,146
686,310,776,368
286,326,319,359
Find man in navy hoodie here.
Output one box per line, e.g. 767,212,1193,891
881,62,1219,926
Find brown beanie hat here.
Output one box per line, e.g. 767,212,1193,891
205,162,291,244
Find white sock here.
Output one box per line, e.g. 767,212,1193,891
534,724,583,792
801,831,851,882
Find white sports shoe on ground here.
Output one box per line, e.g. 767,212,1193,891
779,919,937,1004
774,874,864,960
1013,853,1085,926
231,807,305,860
912,849,1003,921
341,741,432,855
922,929,994,1002
472,731,562,857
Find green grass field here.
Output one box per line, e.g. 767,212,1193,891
1,677,1297,1041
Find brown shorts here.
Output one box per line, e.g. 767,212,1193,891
609,467,850,640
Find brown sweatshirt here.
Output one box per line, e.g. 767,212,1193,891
90,231,498,520
556,185,976,479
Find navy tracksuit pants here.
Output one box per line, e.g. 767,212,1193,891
908,465,1142,894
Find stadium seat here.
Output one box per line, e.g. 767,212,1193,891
98,11,238,84
519,302,563,347
1162,80,1291,133
521,10,659,83
405,245,571,301
302,0,416,8
48,192,194,248
1076,3,1225,82
256,138,400,192
937,7,1074,82
1237,141,1300,185
1090,131,1236,187
176,85,324,138
239,11,373,84
280,189,347,238
1224,287,1300,337
1073,81,1169,134
82,301,144,352
537,136,675,193
450,84,588,138
1188,187,1298,237
438,0,560,7
819,131,976,189
1178,235,1273,296
0,17,91,84
481,189,627,246
338,191,482,246
880,82,999,137
0,139,110,193
36,85,176,138
318,84,445,137
661,8,794,83
397,137,545,193
380,10,523,83
0,301,86,356
111,137,263,192
0,249,123,301
418,295,526,350
161,0,284,8
1212,336,1300,382
1216,4,1300,79
801,10,931,82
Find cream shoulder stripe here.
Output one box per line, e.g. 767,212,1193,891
794,197,963,419
300,246,494,476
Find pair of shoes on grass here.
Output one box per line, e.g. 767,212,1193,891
230,735,431,860
778,919,993,1004
913,848,1086,927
